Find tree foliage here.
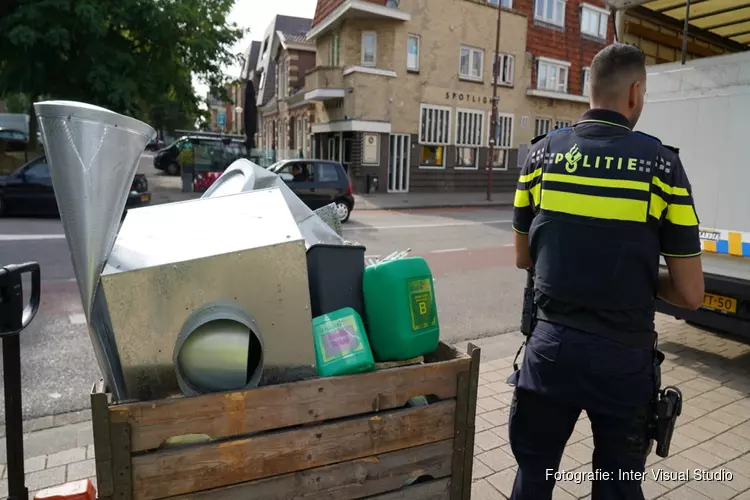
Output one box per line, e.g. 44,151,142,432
0,0,246,143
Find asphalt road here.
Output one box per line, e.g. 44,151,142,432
0,158,526,421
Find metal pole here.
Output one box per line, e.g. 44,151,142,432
487,1,502,202
681,0,692,65
4,333,27,500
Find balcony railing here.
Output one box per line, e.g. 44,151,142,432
304,66,344,90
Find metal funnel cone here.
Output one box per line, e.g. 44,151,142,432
34,101,155,318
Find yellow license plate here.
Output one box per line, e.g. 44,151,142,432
702,293,737,314
141,194,150,202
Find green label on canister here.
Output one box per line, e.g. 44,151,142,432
408,278,436,332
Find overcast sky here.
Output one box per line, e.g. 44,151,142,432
194,0,318,98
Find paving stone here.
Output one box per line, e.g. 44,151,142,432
494,390,514,406
47,447,87,468
86,444,95,460
477,396,505,413
482,370,507,383
559,453,580,472
556,465,591,499
475,415,493,433
0,421,93,463
67,459,96,482
707,408,750,428
25,465,66,491
676,423,716,443
720,467,750,493
642,478,669,500
472,478,506,500
670,431,699,453
663,483,712,499
0,464,4,479
24,455,46,473
551,486,576,499
491,424,509,442
564,442,592,466
53,409,92,427
714,430,750,452
23,416,55,434
662,452,705,474
685,475,738,500
477,385,498,399
726,456,750,477
475,430,505,452
476,447,516,473
483,408,510,427
472,457,494,479
693,440,745,462
486,381,515,395
692,415,733,435
486,467,516,498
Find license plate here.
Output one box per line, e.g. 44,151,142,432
140,194,150,202
702,293,737,314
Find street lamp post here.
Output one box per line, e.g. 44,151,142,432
235,106,243,135
487,1,502,202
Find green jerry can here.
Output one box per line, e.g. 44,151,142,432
362,256,440,362
312,307,376,377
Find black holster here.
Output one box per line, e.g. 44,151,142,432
508,270,536,386
648,349,682,458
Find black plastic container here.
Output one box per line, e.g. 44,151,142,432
306,244,366,319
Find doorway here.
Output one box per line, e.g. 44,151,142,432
388,134,410,193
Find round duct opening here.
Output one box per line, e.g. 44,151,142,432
174,301,263,396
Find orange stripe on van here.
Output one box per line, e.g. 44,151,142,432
703,240,717,253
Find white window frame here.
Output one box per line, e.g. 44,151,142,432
361,31,377,67
454,108,485,170
534,0,566,27
582,66,591,97
554,120,572,130
459,45,484,82
418,104,452,169
487,0,512,7
493,53,515,86
407,34,420,71
580,3,609,40
537,56,571,93
535,118,552,137
490,112,514,171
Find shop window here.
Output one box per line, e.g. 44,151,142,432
419,104,451,168
487,0,512,7
362,31,377,67
407,34,420,71
534,0,565,27
455,109,484,170
537,57,570,93
490,112,514,170
535,118,551,137
459,46,484,81
493,54,514,86
581,3,608,40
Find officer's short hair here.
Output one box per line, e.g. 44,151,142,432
589,43,646,102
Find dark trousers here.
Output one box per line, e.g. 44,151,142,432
508,320,655,500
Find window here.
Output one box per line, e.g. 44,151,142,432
459,46,484,81
330,32,340,66
328,135,341,161
362,31,377,67
535,118,551,137
490,112,514,170
455,109,485,169
278,58,287,98
276,162,312,183
493,54,514,86
419,104,451,168
581,3,608,39
537,57,570,93
534,0,565,27
555,120,572,129
487,0,512,7
24,159,49,180
315,162,341,182
582,67,591,97
407,34,420,71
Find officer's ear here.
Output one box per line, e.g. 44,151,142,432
628,80,641,108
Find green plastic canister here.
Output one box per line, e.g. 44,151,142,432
312,307,376,377
362,256,440,362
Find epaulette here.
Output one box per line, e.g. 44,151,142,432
662,144,680,154
530,133,547,145
633,130,662,145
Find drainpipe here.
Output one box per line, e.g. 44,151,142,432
615,8,626,42
681,0,692,64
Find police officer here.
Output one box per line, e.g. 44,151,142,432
509,43,705,499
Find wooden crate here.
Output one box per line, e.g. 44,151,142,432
91,342,481,500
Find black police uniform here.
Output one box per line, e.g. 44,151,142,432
509,109,701,500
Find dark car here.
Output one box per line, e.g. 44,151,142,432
269,159,354,223
0,156,151,217
0,128,29,152
145,138,165,152
153,136,247,176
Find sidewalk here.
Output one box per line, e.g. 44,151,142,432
2,314,749,499
146,174,515,210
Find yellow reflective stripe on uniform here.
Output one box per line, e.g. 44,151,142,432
514,189,530,208
542,173,649,191
540,190,647,222
651,176,689,197
649,193,667,219
519,167,542,184
531,183,541,206
666,203,698,226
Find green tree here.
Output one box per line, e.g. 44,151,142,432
0,0,246,148
3,93,30,114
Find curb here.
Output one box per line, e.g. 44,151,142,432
0,409,91,438
354,201,513,211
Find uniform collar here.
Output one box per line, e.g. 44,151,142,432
577,109,632,131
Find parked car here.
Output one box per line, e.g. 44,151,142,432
268,159,354,222
145,138,165,152
0,155,150,217
0,128,29,152
153,136,246,176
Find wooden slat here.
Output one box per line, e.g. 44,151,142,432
625,21,722,58
91,387,114,499
132,402,456,500
450,373,470,500
112,354,469,453
364,478,451,500
171,440,453,500
461,344,481,500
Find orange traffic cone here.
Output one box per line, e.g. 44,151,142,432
33,479,96,500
